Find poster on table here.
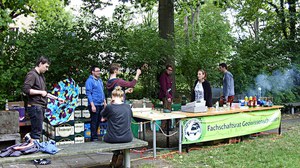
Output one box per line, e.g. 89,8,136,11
182,109,281,144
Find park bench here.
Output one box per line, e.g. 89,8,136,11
283,102,300,114
0,138,148,168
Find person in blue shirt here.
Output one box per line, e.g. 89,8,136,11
219,63,235,107
85,65,106,141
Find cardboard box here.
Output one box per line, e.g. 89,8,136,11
8,101,24,109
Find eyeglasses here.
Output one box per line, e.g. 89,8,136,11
94,70,101,72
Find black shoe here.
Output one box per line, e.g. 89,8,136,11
24,133,31,143
32,158,51,165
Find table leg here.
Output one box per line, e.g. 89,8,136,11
153,120,157,158
291,107,295,115
166,119,170,148
179,119,182,154
123,149,130,168
143,123,146,140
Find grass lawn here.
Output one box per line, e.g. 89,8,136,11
165,121,300,168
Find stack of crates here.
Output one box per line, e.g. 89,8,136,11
42,84,90,145
75,84,90,142
75,84,90,119
42,113,75,145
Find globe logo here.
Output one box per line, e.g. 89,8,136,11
184,119,202,141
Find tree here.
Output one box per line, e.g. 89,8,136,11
0,0,69,31
175,2,234,99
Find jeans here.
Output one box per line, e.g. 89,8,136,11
89,105,104,140
27,105,45,140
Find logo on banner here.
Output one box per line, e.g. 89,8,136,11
184,118,202,141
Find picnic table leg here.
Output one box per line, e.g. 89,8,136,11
291,107,295,115
123,149,130,168
166,119,170,148
153,120,157,158
143,123,146,140
179,119,182,154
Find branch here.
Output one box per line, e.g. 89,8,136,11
267,0,287,39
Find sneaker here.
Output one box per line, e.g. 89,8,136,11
24,133,31,143
109,153,118,167
32,158,51,165
115,153,123,168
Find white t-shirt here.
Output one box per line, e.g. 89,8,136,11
195,82,204,102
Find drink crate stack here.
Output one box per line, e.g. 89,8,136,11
76,84,92,142
42,113,75,145
42,84,88,144
42,83,108,144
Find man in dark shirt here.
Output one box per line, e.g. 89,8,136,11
159,64,173,110
23,56,62,142
106,63,141,101
158,65,173,131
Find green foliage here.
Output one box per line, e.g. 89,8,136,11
175,2,234,99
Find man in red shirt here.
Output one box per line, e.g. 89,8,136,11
159,65,173,131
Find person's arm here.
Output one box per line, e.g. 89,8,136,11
206,81,213,107
118,79,137,88
191,80,197,102
46,93,64,103
224,73,230,101
100,105,110,118
85,79,96,111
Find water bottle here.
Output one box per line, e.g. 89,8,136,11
215,101,219,111
143,97,146,108
5,99,9,111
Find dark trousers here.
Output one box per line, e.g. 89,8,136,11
27,105,45,140
89,105,104,140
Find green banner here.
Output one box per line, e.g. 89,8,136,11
182,109,281,144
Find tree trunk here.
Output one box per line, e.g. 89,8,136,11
158,0,176,98
287,0,296,40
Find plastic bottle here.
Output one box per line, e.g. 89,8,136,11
244,96,248,105
181,95,187,105
5,99,9,111
248,96,253,107
215,101,219,111
143,97,146,108
253,96,257,107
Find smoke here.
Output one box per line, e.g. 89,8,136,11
245,67,299,97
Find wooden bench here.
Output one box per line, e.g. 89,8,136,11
283,102,300,114
0,138,148,168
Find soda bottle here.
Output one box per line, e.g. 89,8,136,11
244,96,248,106
248,96,252,107
5,99,9,111
253,96,257,107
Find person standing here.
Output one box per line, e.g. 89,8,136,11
219,63,235,106
106,63,141,101
23,56,63,142
191,69,213,107
158,65,173,132
159,64,173,111
85,65,106,141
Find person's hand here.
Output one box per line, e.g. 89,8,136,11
101,117,107,122
41,91,48,97
91,105,96,113
103,101,107,108
136,69,142,76
167,98,172,103
125,88,134,94
111,99,115,104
